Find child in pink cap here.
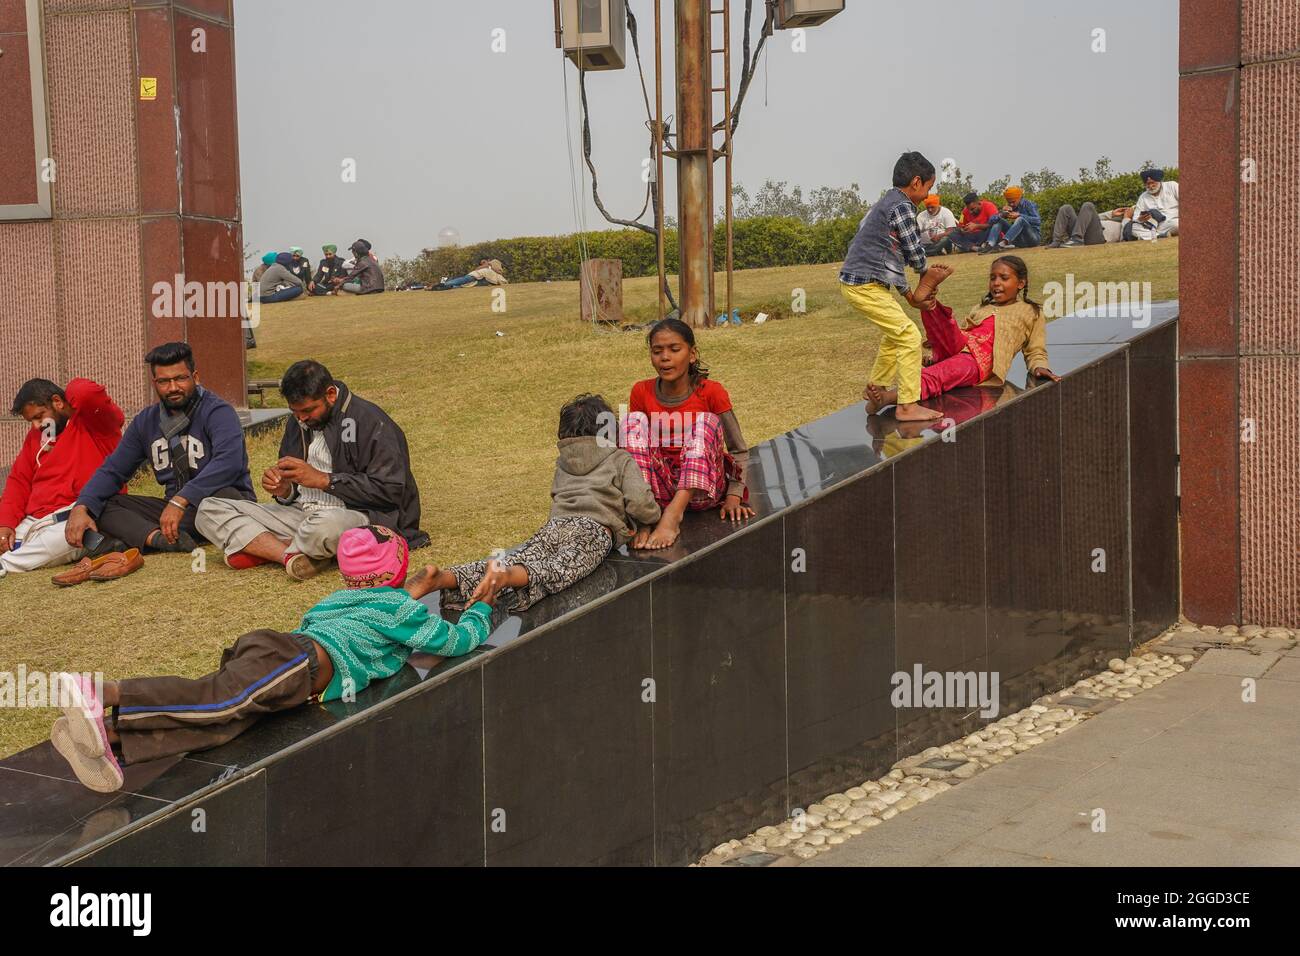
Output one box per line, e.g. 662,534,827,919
48,524,497,793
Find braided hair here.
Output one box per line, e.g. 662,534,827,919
646,317,711,388
981,255,1042,317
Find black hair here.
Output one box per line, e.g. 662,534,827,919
981,255,1042,315
144,341,194,373
10,378,64,416
646,317,710,386
280,359,335,404
558,393,613,439
892,151,936,189
962,191,980,205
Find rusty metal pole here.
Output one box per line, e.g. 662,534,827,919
654,0,667,323
675,0,714,328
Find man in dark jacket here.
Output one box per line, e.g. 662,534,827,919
283,247,314,292
65,342,255,554
195,359,426,580
311,243,348,295
331,239,385,295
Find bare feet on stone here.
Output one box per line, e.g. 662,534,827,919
863,383,895,415
894,401,943,422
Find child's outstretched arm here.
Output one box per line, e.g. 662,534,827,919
891,202,929,280
1023,307,1058,381
620,453,663,528
397,578,494,657
718,411,753,523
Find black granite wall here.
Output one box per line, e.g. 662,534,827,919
0,313,1180,868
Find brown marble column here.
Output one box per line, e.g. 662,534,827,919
0,0,244,465
1179,0,1300,627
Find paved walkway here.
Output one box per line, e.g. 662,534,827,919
805,641,1300,866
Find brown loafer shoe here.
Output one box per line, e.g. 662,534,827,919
285,552,331,581
51,553,116,588
86,548,144,582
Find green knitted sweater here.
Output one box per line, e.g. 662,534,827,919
296,587,493,702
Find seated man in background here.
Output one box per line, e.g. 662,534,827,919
311,244,348,295
287,246,315,292
916,195,958,256
983,186,1042,252
0,378,123,578
950,191,1000,252
1046,201,1108,248
331,239,385,295
64,343,255,562
1129,168,1179,241
257,252,305,303
196,359,428,580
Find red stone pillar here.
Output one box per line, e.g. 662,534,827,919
0,0,245,466
1179,0,1300,627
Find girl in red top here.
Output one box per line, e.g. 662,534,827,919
625,318,753,549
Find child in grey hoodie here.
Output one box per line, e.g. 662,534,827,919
426,394,661,612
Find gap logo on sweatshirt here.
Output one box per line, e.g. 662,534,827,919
148,436,205,473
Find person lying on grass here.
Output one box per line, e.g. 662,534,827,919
625,317,755,549
50,524,496,793
427,393,662,612
864,256,1059,415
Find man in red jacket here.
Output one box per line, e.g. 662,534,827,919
0,378,124,578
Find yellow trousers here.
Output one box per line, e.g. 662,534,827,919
840,281,922,404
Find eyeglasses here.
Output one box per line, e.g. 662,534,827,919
154,373,193,387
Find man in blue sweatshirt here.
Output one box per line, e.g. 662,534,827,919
64,342,255,554
982,185,1042,252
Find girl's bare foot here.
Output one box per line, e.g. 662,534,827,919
638,516,681,550
895,401,943,422
405,564,446,599
914,262,954,302
864,383,898,414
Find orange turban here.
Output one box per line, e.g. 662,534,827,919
923,194,941,207
1004,186,1024,201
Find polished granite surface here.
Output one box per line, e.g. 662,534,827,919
0,305,1179,866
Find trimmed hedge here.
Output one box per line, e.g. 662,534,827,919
408,169,1178,284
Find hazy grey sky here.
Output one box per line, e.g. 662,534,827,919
233,0,1179,261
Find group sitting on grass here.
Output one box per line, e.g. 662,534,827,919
917,168,1179,256
252,239,386,303
4,319,761,790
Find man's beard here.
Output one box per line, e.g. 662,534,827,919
306,403,335,431
162,392,192,410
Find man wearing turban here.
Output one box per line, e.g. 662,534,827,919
1128,168,1180,241
312,244,349,295
982,185,1042,253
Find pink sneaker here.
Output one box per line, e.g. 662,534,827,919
51,717,124,793
56,672,110,758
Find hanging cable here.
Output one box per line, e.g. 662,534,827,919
731,0,773,134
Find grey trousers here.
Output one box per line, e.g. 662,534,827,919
195,497,368,559
1052,202,1106,245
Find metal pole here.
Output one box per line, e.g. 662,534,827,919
553,0,562,48
675,0,713,328
654,0,667,323
722,0,734,320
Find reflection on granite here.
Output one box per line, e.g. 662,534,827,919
1,305,1181,867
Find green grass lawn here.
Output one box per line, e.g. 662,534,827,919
0,239,1178,757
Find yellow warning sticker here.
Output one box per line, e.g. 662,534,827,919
139,77,158,101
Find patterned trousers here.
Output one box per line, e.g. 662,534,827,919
625,410,734,510
447,516,612,612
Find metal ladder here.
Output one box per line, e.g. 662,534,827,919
708,0,735,321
